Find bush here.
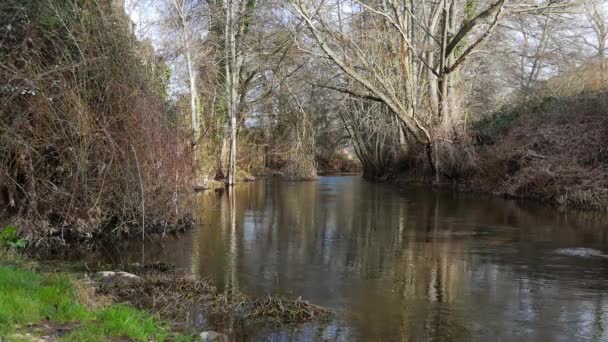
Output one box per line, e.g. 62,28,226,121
0,0,194,241
0,227,27,249
471,91,608,211
472,95,559,145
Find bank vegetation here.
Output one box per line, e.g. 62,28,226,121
0,0,194,242
2,0,608,243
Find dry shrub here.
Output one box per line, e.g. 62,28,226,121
473,91,608,210
282,150,317,181
433,119,478,180
74,278,112,310
264,114,318,180
279,130,318,180
396,116,478,182
0,0,194,241
315,153,362,174
432,88,479,180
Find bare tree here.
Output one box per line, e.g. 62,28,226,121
221,0,258,185
582,0,608,84
170,0,202,140
287,0,563,179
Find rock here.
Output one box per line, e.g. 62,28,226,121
95,271,141,279
199,330,229,342
93,271,142,286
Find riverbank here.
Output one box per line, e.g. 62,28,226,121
0,251,190,341
469,92,608,211
0,250,332,341
397,92,608,212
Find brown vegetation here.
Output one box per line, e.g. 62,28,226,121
397,91,608,211
0,0,194,241
316,154,362,175
471,92,608,211
95,270,332,328
3,0,607,248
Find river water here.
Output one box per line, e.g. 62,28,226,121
99,176,608,341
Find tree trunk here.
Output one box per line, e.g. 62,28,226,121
218,126,229,178
225,0,238,186
425,142,437,180
185,48,199,140
228,115,237,185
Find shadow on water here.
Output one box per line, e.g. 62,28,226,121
55,177,608,341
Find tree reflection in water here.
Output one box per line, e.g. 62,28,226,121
85,176,608,341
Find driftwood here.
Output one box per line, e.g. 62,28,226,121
94,271,332,327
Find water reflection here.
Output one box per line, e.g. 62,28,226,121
74,176,608,340
189,177,608,341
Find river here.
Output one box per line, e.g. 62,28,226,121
92,176,608,341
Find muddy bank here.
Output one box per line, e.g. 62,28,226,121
11,218,195,250
26,251,333,333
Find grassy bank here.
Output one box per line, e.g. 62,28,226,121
0,252,190,342
0,249,333,341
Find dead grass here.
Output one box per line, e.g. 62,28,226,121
394,91,608,212
470,91,608,211
74,278,112,311
95,271,332,327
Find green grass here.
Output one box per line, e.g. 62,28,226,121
59,305,176,342
0,253,192,341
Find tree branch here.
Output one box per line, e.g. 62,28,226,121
446,0,505,73
445,0,505,58
308,82,384,102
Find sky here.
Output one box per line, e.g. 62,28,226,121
125,0,191,96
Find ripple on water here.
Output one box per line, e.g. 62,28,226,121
552,248,607,258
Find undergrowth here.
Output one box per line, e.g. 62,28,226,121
0,0,194,242
472,95,560,146
470,91,608,211
397,91,608,212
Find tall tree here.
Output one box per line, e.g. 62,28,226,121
287,0,566,180
221,0,257,185
169,0,202,141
